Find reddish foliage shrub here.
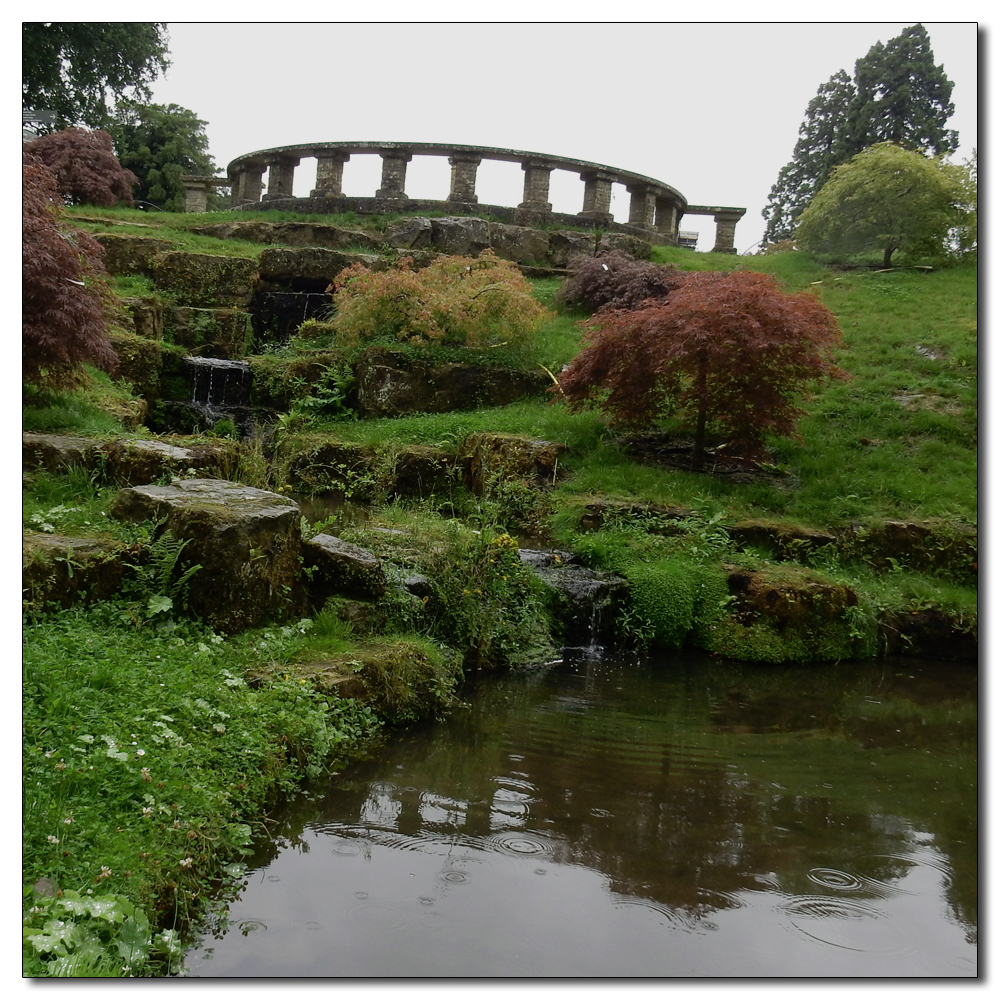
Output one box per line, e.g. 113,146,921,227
23,152,118,389
557,270,848,464
23,128,137,207
557,250,687,313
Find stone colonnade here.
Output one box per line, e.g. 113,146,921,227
220,142,745,252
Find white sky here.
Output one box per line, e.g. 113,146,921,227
142,18,980,253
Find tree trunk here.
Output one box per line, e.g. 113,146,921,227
693,404,707,471
692,350,707,470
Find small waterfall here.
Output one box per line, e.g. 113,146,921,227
519,549,626,657
185,357,252,408
251,291,332,350
155,358,268,437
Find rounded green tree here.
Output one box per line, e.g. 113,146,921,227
796,143,966,267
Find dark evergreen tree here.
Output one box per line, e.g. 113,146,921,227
22,22,170,130
761,24,958,247
846,23,958,154
111,100,221,211
762,70,856,244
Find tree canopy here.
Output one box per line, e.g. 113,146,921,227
23,128,137,208
846,24,958,154
22,22,170,130
111,100,221,211
557,270,847,467
23,152,118,390
762,70,857,245
795,143,967,267
762,24,958,245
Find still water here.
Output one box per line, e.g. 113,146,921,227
185,652,977,978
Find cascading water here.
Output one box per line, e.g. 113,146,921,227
186,357,252,408
251,291,332,350
156,357,266,437
519,549,626,656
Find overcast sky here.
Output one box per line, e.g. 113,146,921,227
145,19,979,253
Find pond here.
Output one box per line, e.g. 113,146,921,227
183,652,977,978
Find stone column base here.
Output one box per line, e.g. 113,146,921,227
514,207,553,226
577,211,615,226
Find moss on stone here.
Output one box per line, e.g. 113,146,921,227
152,251,258,308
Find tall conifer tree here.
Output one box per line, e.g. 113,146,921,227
761,24,958,246
762,70,856,244
846,23,958,153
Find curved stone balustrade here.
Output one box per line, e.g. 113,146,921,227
219,141,745,253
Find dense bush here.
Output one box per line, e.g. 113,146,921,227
328,251,550,350
23,128,137,207
557,250,686,313
23,153,118,390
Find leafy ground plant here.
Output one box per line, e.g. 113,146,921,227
23,604,382,976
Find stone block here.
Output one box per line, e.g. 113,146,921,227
122,296,165,341
458,432,567,494
22,533,132,611
386,217,434,250
598,233,652,260
191,221,384,252
95,234,174,276
547,231,598,268
429,217,492,256
257,247,387,284
486,224,550,265
166,307,252,357
152,252,258,308
97,439,228,485
387,446,456,498
23,433,98,474
354,347,551,419
303,533,387,600
109,479,302,634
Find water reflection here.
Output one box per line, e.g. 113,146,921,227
185,653,976,977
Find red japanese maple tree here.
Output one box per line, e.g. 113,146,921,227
23,127,137,207
557,270,848,467
23,152,118,389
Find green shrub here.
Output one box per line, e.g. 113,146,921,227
329,252,551,350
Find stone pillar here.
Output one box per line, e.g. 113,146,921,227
377,149,412,201
515,159,555,225
655,196,680,239
578,170,615,224
447,153,481,203
232,163,265,204
711,210,747,254
180,176,214,213
519,159,555,211
312,151,351,197
626,184,658,229
263,156,299,200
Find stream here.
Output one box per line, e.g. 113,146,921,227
183,651,977,978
